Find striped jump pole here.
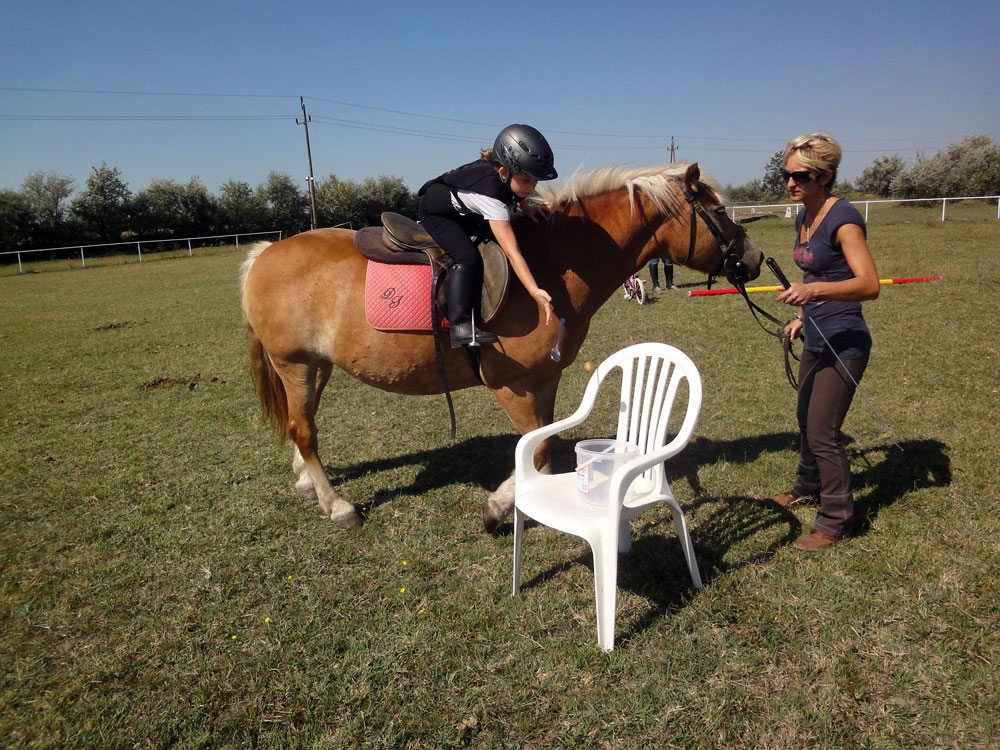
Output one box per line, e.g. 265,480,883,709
688,276,941,297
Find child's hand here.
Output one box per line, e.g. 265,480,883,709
523,202,553,223
533,288,554,325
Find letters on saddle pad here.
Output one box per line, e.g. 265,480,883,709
365,261,435,332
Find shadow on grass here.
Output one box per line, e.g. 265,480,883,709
326,431,950,647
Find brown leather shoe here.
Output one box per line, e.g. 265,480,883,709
767,491,803,508
793,530,846,551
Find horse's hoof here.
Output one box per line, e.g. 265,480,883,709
482,503,501,534
331,508,363,529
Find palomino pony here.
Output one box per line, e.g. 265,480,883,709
241,162,762,530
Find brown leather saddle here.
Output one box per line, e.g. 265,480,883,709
354,212,509,323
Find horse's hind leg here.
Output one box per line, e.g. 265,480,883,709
282,360,362,529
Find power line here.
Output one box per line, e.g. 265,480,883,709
0,86,969,158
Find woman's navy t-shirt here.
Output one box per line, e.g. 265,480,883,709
793,199,872,359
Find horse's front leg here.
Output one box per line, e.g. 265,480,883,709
483,375,560,532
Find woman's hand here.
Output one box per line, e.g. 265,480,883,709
783,319,804,340
777,282,813,307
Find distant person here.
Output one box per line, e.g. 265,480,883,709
767,132,880,551
648,257,676,291
418,124,557,347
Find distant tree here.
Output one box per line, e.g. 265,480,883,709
725,180,766,204
314,173,417,229
132,177,217,238
355,175,417,227
314,174,357,228
132,179,182,238
0,189,36,251
257,172,309,236
177,177,218,236
760,150,788,200
70,163,132,242
219,179,266,233
856,155,905,198
892,135,1000,198
20,171,75,246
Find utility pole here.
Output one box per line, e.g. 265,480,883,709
668,136,677,163
297,96,318,230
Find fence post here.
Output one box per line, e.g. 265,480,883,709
80,247,86,268
187,239,193,257
137,242,143,262
941,199,947,222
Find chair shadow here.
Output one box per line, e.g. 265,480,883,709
326,430,951,648
500,432,952,648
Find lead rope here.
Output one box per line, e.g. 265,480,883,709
805,318,903,452
733,281,800,390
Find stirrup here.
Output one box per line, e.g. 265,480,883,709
449,310,497,348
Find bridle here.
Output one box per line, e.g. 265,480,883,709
675,177,800,388
674,177,751,283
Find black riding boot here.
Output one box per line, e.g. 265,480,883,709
447,264,498,348
664,262,676,289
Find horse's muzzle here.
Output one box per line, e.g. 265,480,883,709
728,239,763,284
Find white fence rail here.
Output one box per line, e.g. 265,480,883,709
0,231,283,274
731,195,1000,222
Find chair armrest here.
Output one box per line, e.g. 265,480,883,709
514,411,588,484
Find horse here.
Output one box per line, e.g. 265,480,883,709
240,161,763,530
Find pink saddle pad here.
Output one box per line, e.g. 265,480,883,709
365,260,436,332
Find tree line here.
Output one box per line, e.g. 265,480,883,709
3,135,997,253
725,135,1000,204
0,166,417,253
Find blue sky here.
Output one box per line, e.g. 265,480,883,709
2,0,998,197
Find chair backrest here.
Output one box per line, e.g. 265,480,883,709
589,343,702,492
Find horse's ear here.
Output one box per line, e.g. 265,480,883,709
684,162,701,192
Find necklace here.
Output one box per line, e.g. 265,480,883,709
804,196,835,249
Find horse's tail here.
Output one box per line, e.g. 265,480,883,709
247,325,290,445
240,241,289,444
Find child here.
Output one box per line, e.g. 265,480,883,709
418,124,557,347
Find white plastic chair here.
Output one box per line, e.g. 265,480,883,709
512,343,703,651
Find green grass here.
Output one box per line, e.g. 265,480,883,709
2,206,999,748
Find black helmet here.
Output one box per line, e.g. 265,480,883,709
492,124,557,180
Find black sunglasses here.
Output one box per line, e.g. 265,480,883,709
781,169,816,185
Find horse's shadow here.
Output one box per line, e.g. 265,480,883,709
326,431,951,648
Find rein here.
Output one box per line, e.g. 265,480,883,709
675,177,801,389
733,274,801,390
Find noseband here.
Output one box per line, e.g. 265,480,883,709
674,177,750,283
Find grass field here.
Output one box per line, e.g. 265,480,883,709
2,204,999,747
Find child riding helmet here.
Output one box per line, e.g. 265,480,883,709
492,124,558,181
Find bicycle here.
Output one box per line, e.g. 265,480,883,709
622,273,647,305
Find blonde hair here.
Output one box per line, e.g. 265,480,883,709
785,132,842,185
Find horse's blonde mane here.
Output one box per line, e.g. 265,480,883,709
537,163,724,216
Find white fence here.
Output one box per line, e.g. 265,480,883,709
0,231,283,274
731,195,1000,222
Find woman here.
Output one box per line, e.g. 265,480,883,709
769,133,880,551
418,124,557,348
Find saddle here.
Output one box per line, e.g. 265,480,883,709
354,212,510,332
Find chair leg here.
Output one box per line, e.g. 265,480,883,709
512,507,525,596
668,503,703,589
617,519,632,554
591,538,619,652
